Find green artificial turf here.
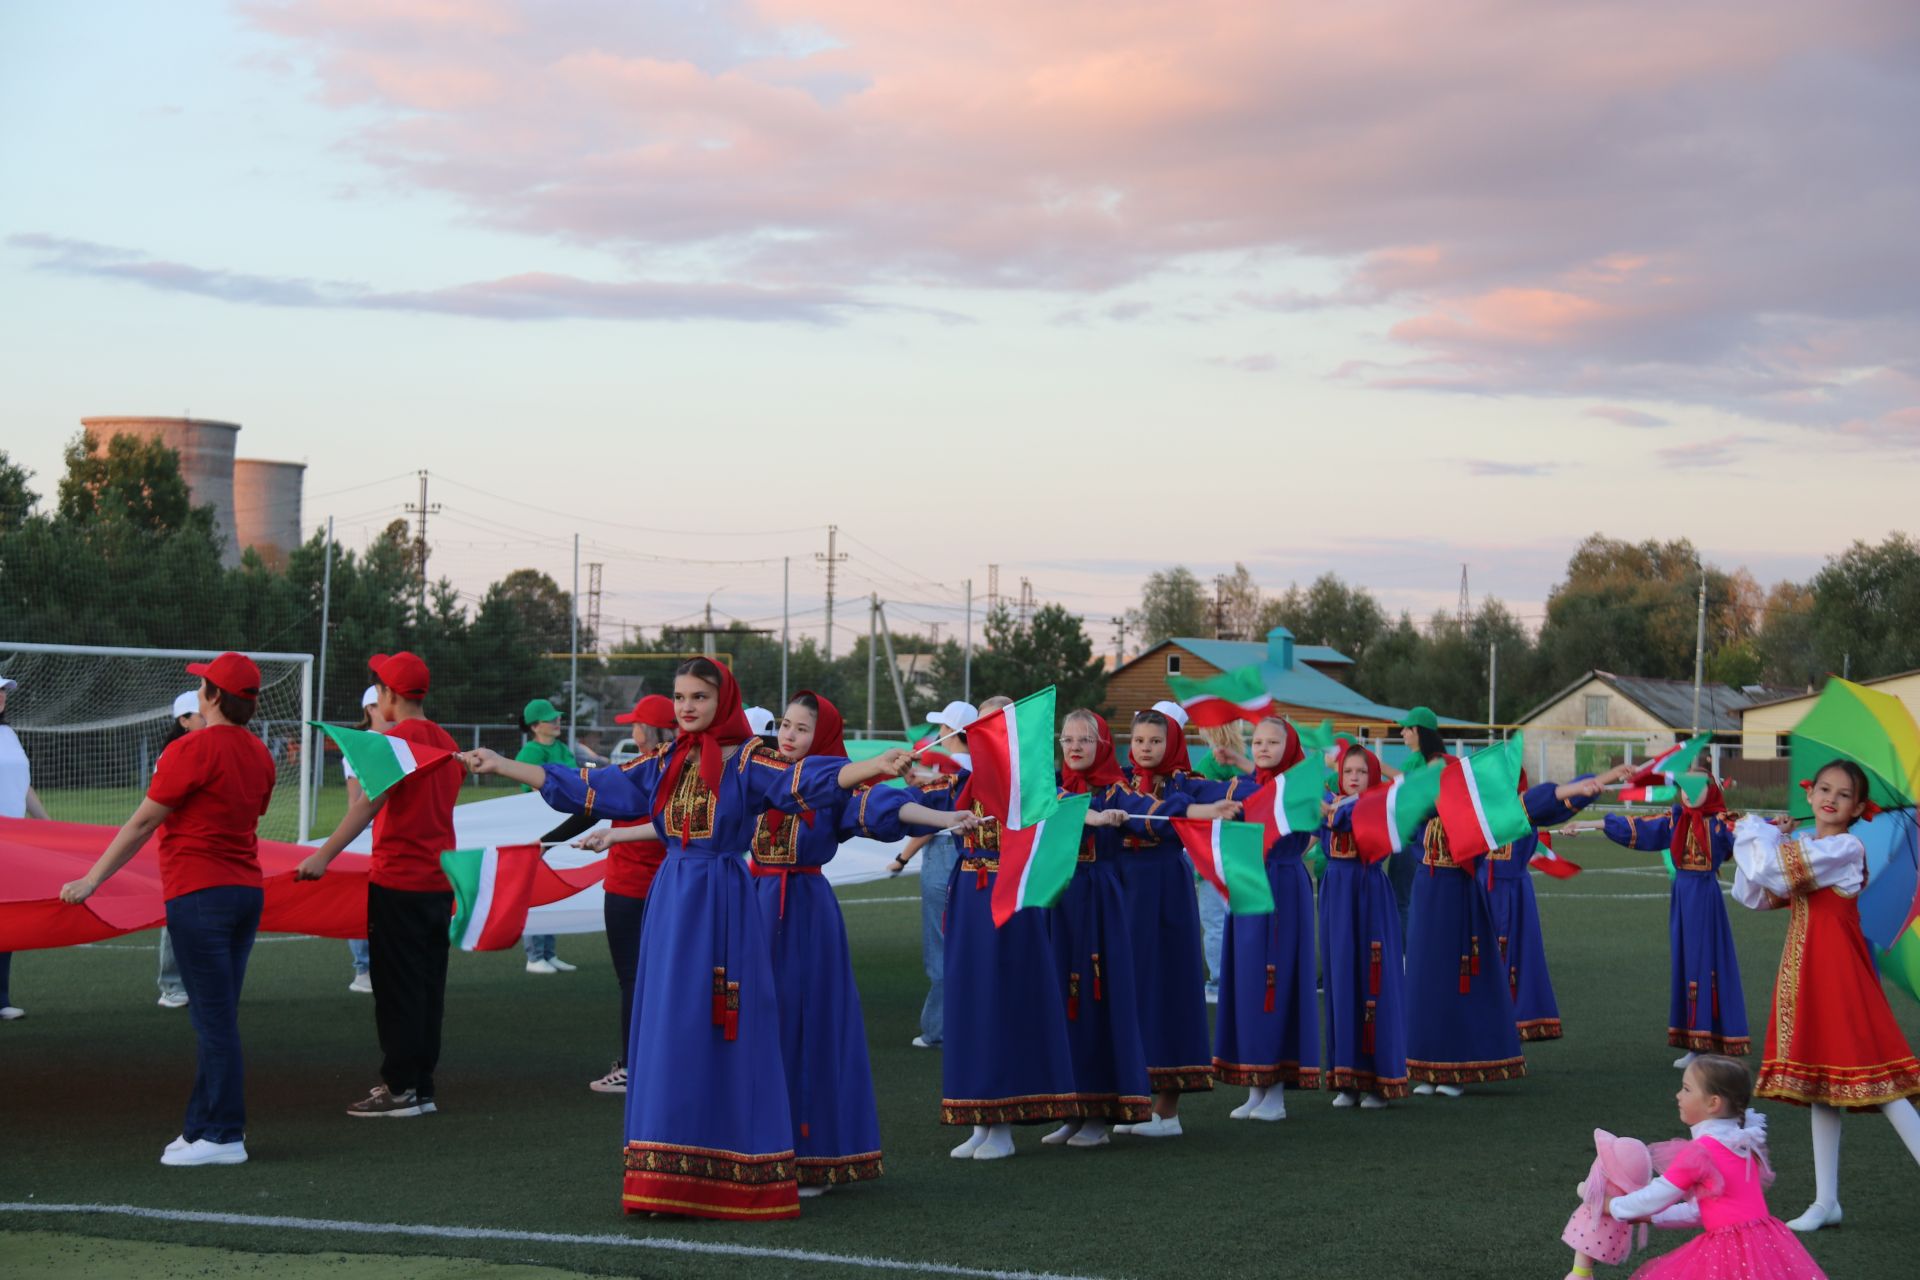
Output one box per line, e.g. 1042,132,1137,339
2,834,1916,1279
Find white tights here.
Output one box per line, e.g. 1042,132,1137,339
1808,1097,1920,1208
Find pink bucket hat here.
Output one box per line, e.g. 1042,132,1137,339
1593,1128,1653,1194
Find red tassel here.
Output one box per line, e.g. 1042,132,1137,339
1711,972,1720,1020
800,1122,810,1138
1510,966,1519,1000
723,981,740,1041
1369,941,1382,997
1092,953,1103,1002
681,812,693,844
1067,973,1080,1021
1363,1000,1376,1053
975,864,989,890
1263,964,1277,1013
711,967,726,1027
1470,936,1481,976
1497,934,1509,964
1459,955,1471,994
1687,980,1698,1031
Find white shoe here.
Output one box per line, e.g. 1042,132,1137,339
1672,1051,1699,1070
798,1184,831,1198
1040,1121,1082,1146
1067,1121,1110,1148
589,1064,628,1094
1435,1084,1465,1098
525,959,558,975
1412,1083,1436,1096
547,957,577,972
157,992,189,1009
1204,983,1220,1005
1786,1202,1842,1233
348,973,373,994
161,1137,248,1167
1230,1087,1266,1120
972,1124,1016,1160
950,1126,988,1159
1331,1090,1357,1109
164,1135,190,1155
1118,1114,1183,1138
1249,1089,1288,1122
0,1005,24,1021
1360,1093,1389,1110
911,1035,937,1049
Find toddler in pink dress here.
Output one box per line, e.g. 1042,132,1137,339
1607,1055,1826,1280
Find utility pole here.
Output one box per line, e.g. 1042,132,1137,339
963,577,973,705
1488,640,1498,729
816,524,847,661
1213,575,1228,639
866,593,879,736
877,601,915,737
1112,615,1129,664
1690,563,1708,734
569,533,580,752
1019,576,1034,628
1458,564,1470,628
313,515,334,809
584,562,602,647
986,564,1000,613
403,469,440,619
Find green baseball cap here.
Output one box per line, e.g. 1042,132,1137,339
1397,706,1439,731
523,698,562,724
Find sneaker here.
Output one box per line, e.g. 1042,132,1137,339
1117,1114,1183,1138
164,1135,190,1155
547,957,577,972
348,972,373,994
1672,1051,1699,1070
1785,1202,1842,1233
1412,1083,1436,1096
589,1064,628,1094
1435,1084,1465,1099
346,1085,436,1118
525,959,559,975
1204,983,1220,1005
157,991,190,1009
0,1005,24,1021
1359,1093,1389,1110
798,1184,832,1198
1331,1090,1357,1109
161,1137,247,1167
911,1035,939,1049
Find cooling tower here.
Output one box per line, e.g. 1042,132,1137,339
233,458,306,570
80,417,242,565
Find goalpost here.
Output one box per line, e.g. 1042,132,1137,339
0,641,315,843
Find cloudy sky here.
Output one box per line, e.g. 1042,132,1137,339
4,1,1915,650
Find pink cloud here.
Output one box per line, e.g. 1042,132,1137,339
1586,405,1670,428
1657,434,1766,468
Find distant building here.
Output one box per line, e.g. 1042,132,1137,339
1738,669,1920,758
1516,671,1798,779
81,416,304,568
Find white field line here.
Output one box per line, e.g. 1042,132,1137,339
0,1203,1118,1280
839,895,920,906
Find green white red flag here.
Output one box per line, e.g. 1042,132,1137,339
1435,735,1532,864
1348,760,1444,863
966,687,1059,829
439,845,609,951
1166,665,1273,728
1619,776,1712,806
1173,818,1275,914
1243,755,1327,848
1625,735,1711,789
991,792,1089,927
1528,829,1582,879
311,722,460,801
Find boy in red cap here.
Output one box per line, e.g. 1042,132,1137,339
300,652,462,1118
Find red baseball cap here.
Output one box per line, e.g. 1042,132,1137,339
614,694,675,728
369,651,430,700
185,652,261,699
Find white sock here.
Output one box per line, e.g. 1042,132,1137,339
1810,1103,1842,1208
1883,1097,1920,1168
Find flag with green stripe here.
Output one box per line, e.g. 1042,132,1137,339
1436,734,1531,863
1174,818,1275,914
442,845,543,951
1167,665,1274,728
1244,754,1327,846
966,686,1059,829
311,722,459,800
992,792,1089,926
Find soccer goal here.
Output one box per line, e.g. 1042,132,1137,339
0,641,314,842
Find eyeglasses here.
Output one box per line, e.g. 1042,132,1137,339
1058,736,1099,748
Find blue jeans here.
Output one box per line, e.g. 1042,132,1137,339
347,938,370,974
166,885,263,1144
1196,873,1227,984
0,951,12,1006
523,933,557,962
156,930,186,998
919,832,958,1043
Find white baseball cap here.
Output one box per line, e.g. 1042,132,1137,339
925,700,979,733
1151,700,1190,727
361,685,380,708
744,706,777,736
0,676,16,693
172,690,200,718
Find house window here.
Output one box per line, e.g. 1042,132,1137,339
1166,654,1182,675
1584,694,1610,727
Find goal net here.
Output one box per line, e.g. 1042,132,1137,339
0,641,313,842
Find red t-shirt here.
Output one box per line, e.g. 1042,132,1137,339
605,817,667,899
146,724,276,901
369,716,461,893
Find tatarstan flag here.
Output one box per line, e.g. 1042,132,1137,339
1625,735,1711,789
1174,819,1275,914
1349,761,1444,863
966,687,1060,830
440,845,608,950
991,792,1089,927
1243,755,1327,847
311,722,460,800
1436,735,1532,864
1619,776,1713,806
1528,829,1582,879
1166,665,1273,727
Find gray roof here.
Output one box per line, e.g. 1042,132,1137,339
1520,670,1800,731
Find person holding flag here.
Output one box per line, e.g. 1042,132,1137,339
1189,715,1322,1120
58,653,276,1166
1317,742,1408,1109
1601,768,1750,1068
466,658,911,1220
298,652,464,1120
512,697,577,975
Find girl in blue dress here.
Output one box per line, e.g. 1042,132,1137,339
1602,775,1750,1067
1190,716,1319,1121
1317,741,1408,1109
468,659,909,1220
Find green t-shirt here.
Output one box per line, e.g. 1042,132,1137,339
515,737,578,791
1189,747,1248,782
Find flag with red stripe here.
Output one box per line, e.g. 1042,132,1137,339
1349,761,1444,863
1435,735,1532,864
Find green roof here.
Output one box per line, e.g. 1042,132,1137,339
1157,629,1472,726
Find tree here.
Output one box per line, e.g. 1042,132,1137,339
1129,566,1210,647
1534,535,1748,686
1213,563,1265,641
1260,573,1390,665
0,451,35,531
1805,534,1920,680
56,430,207,538
1753,581,1818,688
972,603,1107,714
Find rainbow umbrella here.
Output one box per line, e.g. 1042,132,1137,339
1858,809,1920,1005
1787,678,1920,820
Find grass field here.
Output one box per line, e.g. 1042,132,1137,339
4,830,1918,1280
36,781,510,842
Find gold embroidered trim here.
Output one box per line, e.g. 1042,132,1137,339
1406,1056,1527,1084
1323,1067,1411,1099
795,1152,884,1186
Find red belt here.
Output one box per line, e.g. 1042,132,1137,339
750,861,822,917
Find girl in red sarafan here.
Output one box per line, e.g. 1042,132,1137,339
1730,758,1920,1233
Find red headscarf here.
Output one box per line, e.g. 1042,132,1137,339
1131,711,1194,793
1336,742,1383,795
651,662,753,822
1250,717,1307,786
1063,714,1126,794
767,690,843,833
1670,777,1727,863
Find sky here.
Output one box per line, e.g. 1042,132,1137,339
4,1,1916,654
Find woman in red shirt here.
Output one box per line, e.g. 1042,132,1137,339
61,652,276,1168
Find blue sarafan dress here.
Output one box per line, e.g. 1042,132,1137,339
1048,784,1152,1123
541,745,853,1221
1483,784,1591,1042
1318,816,1409,1098
1394,783,1571,1086
1190,772,1320,1089
748,784,913,1188
909,773,1082,1126
1111,772,1215,1094
1602,808,1750,1056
